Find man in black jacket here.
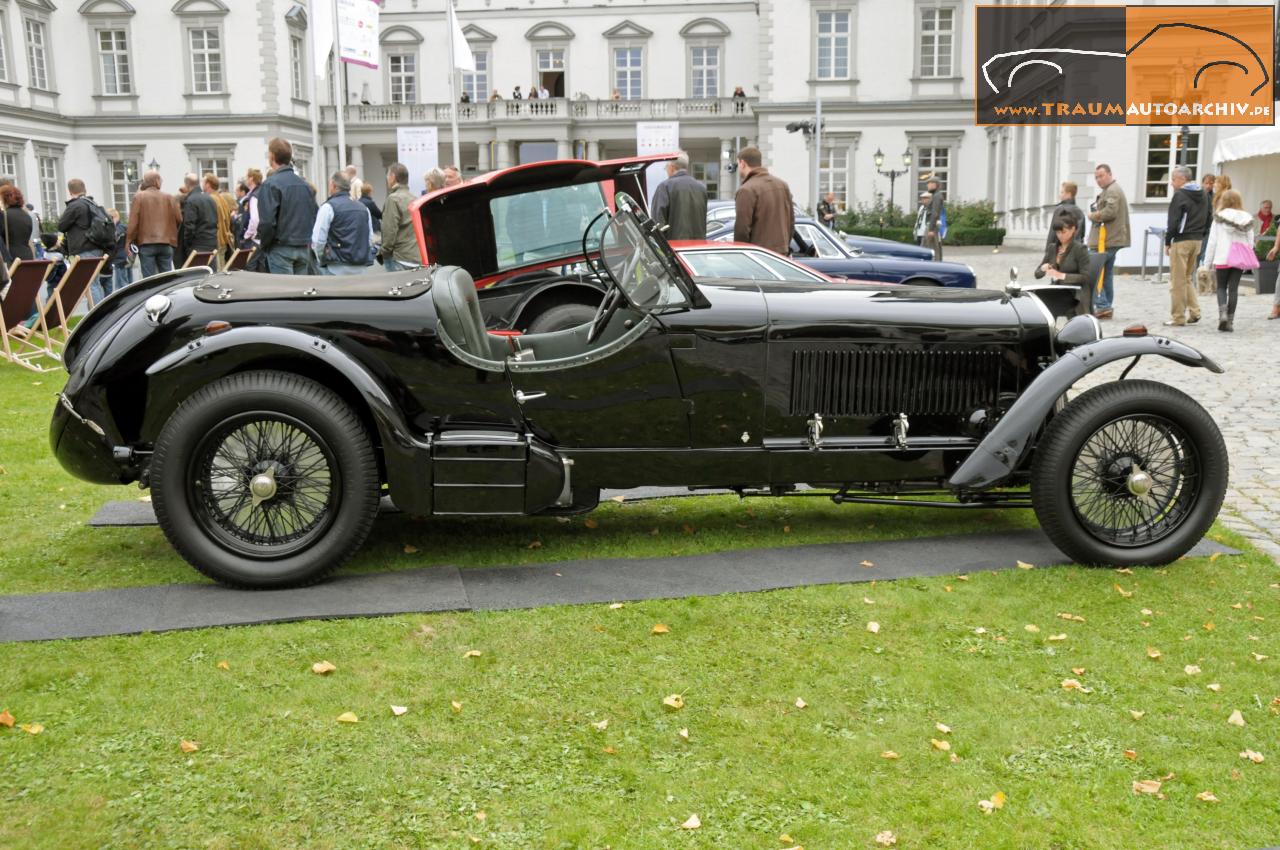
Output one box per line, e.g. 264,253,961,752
180,175,219,264
256,137,319,275
56,178,111,302
651,152,707,241
1163,164,1208,326
1045,180,1085,247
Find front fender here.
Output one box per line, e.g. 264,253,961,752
948,335,1223,490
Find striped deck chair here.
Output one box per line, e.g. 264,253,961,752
35,254,106,350
224,247,255,271
182,250,217,269
1,259,57,371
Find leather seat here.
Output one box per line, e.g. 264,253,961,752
432,265,507,362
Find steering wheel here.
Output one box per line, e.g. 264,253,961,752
586,285,625,344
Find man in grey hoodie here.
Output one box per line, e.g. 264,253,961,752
1164,165,1209,326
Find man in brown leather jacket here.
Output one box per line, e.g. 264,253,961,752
732,146,794,255
125,171,181,278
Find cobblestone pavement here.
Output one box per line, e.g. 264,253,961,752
952,246,1280,560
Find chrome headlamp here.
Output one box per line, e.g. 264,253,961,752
1056,313,1103,351
143,294,172,325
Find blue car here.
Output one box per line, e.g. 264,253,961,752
706,200,934,260
707,216,977,288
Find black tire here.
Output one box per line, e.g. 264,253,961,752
1030,379,1227,567
525,302,597,334
151,371,380,588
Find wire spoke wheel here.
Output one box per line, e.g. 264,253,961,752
1068,414,1200,547
189,413,341,558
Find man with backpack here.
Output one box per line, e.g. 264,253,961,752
57,178,117,303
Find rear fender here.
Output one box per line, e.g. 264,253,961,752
144,326,432,513
948,336,1223,490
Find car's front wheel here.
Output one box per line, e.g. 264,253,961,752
151,371,380,588
1030,379,1227,566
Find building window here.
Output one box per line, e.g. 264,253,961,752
613,47,642,99
1143,130,1201,199
914,146,951,196
387,53,416,103
918,7,955,78
690,45,719,98
691,161,719,198
815,11,851,80
536,48,565,75
108,159,139,216
0,151,16,184
189,28,223,94
197,157,230,186
820,144,850,205
37,154,60,218
461,49,488,102
98,29,132,95
290,34,306,100
24,18,49,90
0,13,9,84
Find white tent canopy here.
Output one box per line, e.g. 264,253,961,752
1212,124,1280,214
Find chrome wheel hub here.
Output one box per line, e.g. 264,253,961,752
1126,465,1154,497
249,468,277,507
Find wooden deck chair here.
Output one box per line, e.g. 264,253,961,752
182,250,216,269
35,254,106,350
224,247,254,271
1,259,58,371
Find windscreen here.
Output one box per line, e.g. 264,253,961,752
600,210,687,311
490,182,605,271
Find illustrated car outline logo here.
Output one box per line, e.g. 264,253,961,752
981,22,1270,97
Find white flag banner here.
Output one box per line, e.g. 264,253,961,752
338,0,379,69
448,2,475,71
311,0,334,80
398,127,440,197
636,121,680,207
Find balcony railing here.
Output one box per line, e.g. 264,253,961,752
319,97,755,126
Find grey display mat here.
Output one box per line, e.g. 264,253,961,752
0,530,1236,643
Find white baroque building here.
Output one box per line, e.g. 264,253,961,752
0,0,1268,262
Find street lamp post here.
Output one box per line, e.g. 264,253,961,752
874,147,913,226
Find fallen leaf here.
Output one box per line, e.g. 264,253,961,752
779,836,795,845
783,525,791,534
1141,608,1154,616
944,586,953,592
1252,653,1269,662
864,596,875,605
1184,664,1201,675
935,722,951,734
860,560,876,568
1231,602,1243,609
678,727,689,741
1048,633,1067,642
180,740,199,753
1024,624,1040,633
610,494,626,502
795,697,808,710
450,700,463,713
602,745,616,754
1123,749,1138,760
1196,790,1220,803
1071,667,1086,675
1129,710,1145,720
867,621,881,634
1146,646,1162,660
527,539,542,549
949,752,960,763
390,705,408,716
0,710,13,728
682,524,696,535
403,544,419,554
336,712,360,724
20,723,43,735
1227,709,1246,727
474,810,486,821
584,518,599,529
978,799,995,815
1061,679,1093,693
663,694,685,711
1057,612,1086,622
957,574,970,581
930,738,951,751
1132,779,1162,795
680,813,701,830
874,830,897,846
1207,683,1222,692
463,650,482,658
880,750,900,760
592,718,609,731
1240,748,1265,764
216,660,230,671
651,623,670,635
992,790,1007,809
1203,621,1216,631
1016,560,1034,570
1114,583,1134,598
1115,567,1134,575
974,627,987,635
608,602,625,610
311,660,337,675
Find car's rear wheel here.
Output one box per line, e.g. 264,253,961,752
1030,380,1227,566
526,302,597,334
151,371,380,588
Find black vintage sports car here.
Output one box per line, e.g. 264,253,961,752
51,156,1228,588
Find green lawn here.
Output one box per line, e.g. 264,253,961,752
2,365,1278,849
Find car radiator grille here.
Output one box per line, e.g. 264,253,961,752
789,347,1007,417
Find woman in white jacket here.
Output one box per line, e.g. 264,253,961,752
1200,189,1256,332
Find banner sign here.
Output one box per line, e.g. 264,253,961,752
397,127,439,197
338,0,380,69
636,121,680,207
976,4,1274,126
